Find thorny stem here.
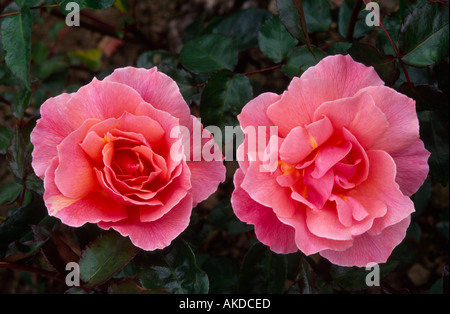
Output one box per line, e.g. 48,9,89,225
243,63,283,76
345,0,363,41
49,9,155,48
292,0,315,57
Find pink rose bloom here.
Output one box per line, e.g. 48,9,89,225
31,67,225,250
231,55,430,267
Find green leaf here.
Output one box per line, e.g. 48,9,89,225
437,221,449,239
0,125,13,154
12,87,31,120
209,196,253,235
212,8,272,51
113,0,129,13
429,278,443,294
65,287,89,294
399,3,449,67
79,231,139,288
303,0,332,33
197,255,239,294
377,0,428,55
413,178,432,216
200,70,253,128
377,13,401,56
418,111,449,186
7,126,30,179
277,0,306,42
162,66,199,104
1,6,32,90
14,0,40,7
68,49,102,72
348,42,399,86
136,50,178,69
258,15,298,63
238,243,287,294
108,279,168,294
281,45,326,78
137,239,209,294
330,261,399,291
398,83,448,115
60,0,115,13
25,172,44,195
180,34,238,74
325,41,352,55
293,254,318,294
338,0,372,39
0,182,22,205
33,56,69,80
31,41,49,64
0,197,47,257
4,225,51,262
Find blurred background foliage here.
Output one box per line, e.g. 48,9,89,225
0,0,448,294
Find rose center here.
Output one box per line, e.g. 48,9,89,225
276,131,369,210
112,149,142,176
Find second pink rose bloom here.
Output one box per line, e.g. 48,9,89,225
232,55,430,267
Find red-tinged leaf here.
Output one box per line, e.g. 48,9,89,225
4,239,48,262
108,279,170,294
52,231,80,264
0,198,47,257
41,235,70,275
398,83,449,115
348,41,399,86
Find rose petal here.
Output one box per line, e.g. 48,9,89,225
391,139,430,196
184,117,226,205
231,169,298,254
238,92,281,131
44,158,127,227
350,150,415,235
279,116,334,166
54,119,102,198
305,202,353,241
278,209,354,256
314,92,389,150
104,67,191,127
319,217,410,267
310,140,352,179
139,162,192,222
266,78,338,136
301,54,384,98
64,78,144,130
358,86,420,154
98,194,193,251
241,156,298,219
31,93,73,178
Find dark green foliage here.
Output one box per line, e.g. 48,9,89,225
0,0,447,296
